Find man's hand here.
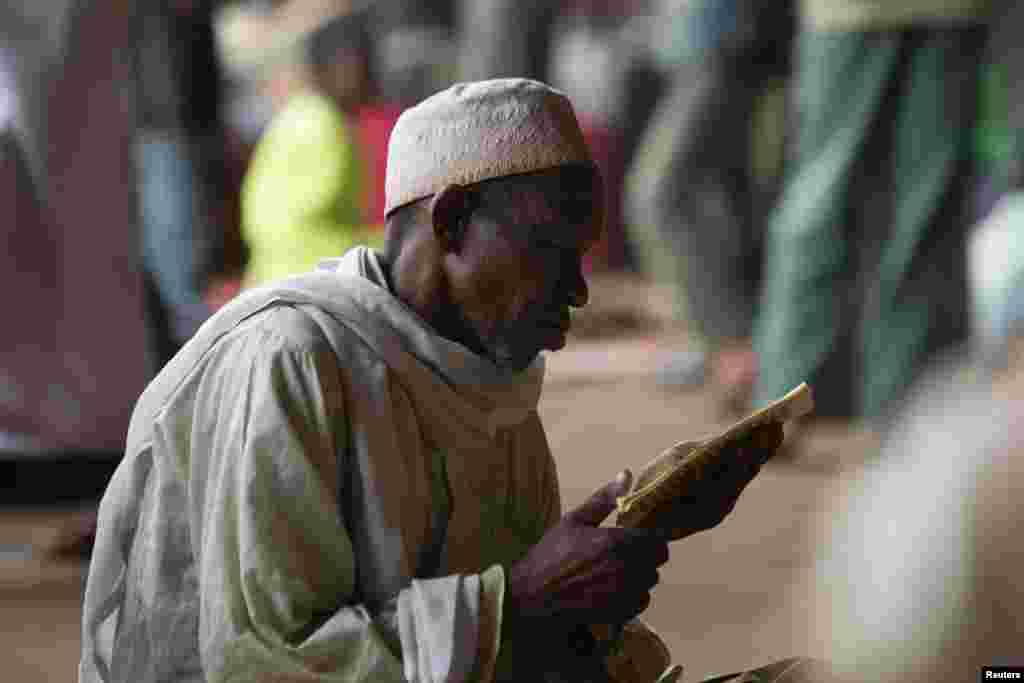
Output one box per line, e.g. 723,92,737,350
506,472,670,634
650,421,785,540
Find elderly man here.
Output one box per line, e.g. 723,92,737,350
80,79,784,683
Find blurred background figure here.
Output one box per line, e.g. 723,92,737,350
546,0,665,273
812,350,1024,681
237,1,384,287
626,0,795,415
372,0,457,107
132,0,227,367
752,0,992,423
455,0,559,85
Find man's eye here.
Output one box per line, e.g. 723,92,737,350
535,239,573,255
539,245,577,265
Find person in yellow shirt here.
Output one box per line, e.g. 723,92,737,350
241,8,382,287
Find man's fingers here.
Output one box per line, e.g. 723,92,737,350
750,421,785,458
567,469,633,527
628,530,671,567
604,527,671,563
718,422,783,470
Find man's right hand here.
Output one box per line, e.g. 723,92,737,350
505,471,670,632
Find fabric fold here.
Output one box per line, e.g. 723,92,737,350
397,574,481,682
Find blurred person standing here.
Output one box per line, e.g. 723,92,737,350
626,0,795,413
372,0,457,107
132,0,225,367
546,0,662,272
455,0,560,84
240,2,381,287
752,0,992,422
357,0,459,229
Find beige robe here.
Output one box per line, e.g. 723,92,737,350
80,247,562,682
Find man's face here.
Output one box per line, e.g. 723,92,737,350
321,47,369,110
446,172,602,371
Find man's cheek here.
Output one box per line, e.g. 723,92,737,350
474,262,518,308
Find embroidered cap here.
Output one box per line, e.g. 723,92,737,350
384,78,594,216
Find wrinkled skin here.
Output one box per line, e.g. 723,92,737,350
442,176,599,371
384,164,602,373
507,421,785,640
508,472,669,630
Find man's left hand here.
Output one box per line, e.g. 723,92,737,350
648,421,785,540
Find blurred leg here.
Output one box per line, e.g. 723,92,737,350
857,26,983,420
753,31,901,418
657,57,764,347
136,130,213,359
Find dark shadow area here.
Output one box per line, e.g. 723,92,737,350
1,450,121,507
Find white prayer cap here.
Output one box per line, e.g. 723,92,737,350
384,78,594,216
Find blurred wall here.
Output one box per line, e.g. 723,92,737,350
1,1,150,453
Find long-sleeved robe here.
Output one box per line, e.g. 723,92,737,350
79,247,563,682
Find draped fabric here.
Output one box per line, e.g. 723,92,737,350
81,247,562,682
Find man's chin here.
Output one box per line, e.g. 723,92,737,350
495,355,540,373
491,344,543,373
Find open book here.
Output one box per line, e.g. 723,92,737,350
615,383,814,533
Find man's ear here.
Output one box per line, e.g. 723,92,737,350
429,184,473,252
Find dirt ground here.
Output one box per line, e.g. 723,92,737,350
1,274,881,682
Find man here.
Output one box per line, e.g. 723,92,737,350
752,0,991,422
81,79,784,682
241,6,381,288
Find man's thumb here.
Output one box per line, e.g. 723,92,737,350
567,470,633,526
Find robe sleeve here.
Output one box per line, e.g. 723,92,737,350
187,315,503,682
